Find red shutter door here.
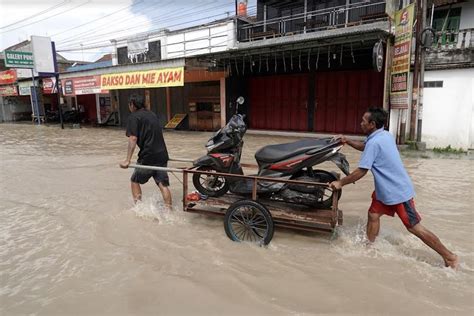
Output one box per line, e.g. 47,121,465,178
314,70,384,134
249,74,308,131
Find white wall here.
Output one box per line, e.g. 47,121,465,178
459,1,474,29
165,21,235,59
422,68,474,150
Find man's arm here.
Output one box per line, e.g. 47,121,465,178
119,135,138,169
335,135,365,152
329,168,368,190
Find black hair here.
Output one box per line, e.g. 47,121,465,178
129,94,144,110
367,107,387,129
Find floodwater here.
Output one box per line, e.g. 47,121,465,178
1,123,473,315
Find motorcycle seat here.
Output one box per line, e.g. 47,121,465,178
255,138,330,163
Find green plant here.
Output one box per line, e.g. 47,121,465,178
405,140,417,150
432,145,466,154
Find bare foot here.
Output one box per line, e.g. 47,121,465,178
444,254,459,270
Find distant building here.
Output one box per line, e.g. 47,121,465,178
0,40,89,122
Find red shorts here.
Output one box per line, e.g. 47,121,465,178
369,192,421,228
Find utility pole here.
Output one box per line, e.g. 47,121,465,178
416,0,428,142
409,0,425,141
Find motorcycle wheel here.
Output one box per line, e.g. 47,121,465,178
192,166,229,197
224,200,274,246
310,170,341,209
290,170,341,209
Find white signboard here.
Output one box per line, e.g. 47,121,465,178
18,81,33,95
16,68,33,79
31,35,55,73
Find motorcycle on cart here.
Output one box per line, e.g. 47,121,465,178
186,97,350,245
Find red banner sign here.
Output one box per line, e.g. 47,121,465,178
42,77,57,94
62,76,108,96
0,85,18,96
0,70,17,85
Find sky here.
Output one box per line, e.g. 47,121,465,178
0,0,255,62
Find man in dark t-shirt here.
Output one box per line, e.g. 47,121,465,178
119,94,172,206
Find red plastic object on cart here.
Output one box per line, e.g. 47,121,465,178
186,192,201,201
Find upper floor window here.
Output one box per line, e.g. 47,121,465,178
431,7,461,46
116,40,161,65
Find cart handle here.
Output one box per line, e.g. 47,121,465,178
129,164,332,188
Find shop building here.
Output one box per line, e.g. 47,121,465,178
203,0,391,135
0,40,87,122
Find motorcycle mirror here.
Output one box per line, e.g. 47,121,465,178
236,96,245,105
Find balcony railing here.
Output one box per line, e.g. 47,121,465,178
430,28,473,50
238,1,386,42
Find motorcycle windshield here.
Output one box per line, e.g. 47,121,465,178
222,114,246,135
206,114,246,152
330,153,350,176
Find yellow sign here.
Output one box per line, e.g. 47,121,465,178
390,3,414,109
165,114,187,129
101,67,184,90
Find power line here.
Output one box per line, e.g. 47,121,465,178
0,1,92,34
50,0,147,38
57,11,233,52
56,1,238,48
57,2,256,51
0,0,69,30
57,18,239,55
53,0,172,43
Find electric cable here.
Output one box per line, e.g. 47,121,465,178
57,4,256,51
55,1,234,45
56,1,245,49
0,1,93,34
0,0,69,29
50,0,146,37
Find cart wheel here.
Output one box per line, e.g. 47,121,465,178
224,200,274,245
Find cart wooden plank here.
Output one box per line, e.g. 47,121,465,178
185,193,342,233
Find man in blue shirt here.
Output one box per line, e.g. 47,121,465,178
329,108,458,269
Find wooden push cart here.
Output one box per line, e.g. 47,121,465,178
130,162,343,245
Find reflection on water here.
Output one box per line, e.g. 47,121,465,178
0,123,473,315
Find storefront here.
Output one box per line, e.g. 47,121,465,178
219,32,388,134
0,70,33,121
61,75,111,124
115,68,226,131
41,77,59,117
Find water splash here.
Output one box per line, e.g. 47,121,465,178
129,193,187,225
331,218,471,279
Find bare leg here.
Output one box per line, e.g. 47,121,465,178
158,183,172,209
367,211,382,242
131,182,142,203
408,223,459,269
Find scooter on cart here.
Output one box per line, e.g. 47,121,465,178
192,97,350,209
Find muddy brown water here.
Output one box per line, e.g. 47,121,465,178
1,123,473,315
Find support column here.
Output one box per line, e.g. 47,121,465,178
303,0,307,34
263,5,267,32
166,87,171,121
220,77,226,128
383,39,393,112
95,94,101,124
